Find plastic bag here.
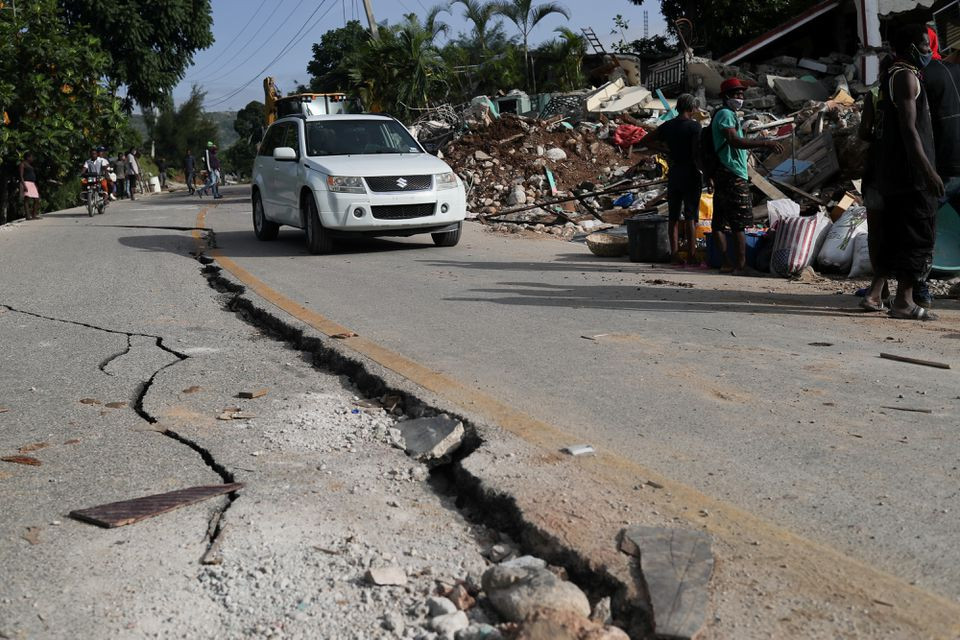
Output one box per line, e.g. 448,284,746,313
817,205,867,272
848,233,873,278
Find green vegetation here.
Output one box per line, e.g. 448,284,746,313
0,0,212,221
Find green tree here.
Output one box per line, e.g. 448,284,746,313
0,0,134,220
451,0,502,54
347,12,451,119
628,0,819,56
58,0,214,108
150,87,219,165
307,20,370,93
222,100,265,177
491,0,570,90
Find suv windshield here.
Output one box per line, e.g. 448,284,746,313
305,120,422,156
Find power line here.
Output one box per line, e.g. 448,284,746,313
193,0,307,86
204,0,337,108
186,0,269,79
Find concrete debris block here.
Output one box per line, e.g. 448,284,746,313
506,185,528,206
481,559,590,622
797,57,828,73
365,566,407,586
448,583,476,611
544,148,567,162
431,610,469,639
590,596,613,625
427,596,458,617
619,526,713,640
485,542,518,562
455,623,502,640
475,150,492,161
561,444,595,456
397,414,465,462
500,555,546,570
768,75,829,109
513,608,630,640
381,611,405,633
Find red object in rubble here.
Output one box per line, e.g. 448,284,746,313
613,124,648,147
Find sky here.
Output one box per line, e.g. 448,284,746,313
172,0,668,112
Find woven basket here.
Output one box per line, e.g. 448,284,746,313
586,232,629,257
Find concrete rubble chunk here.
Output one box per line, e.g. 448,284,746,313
767,75,829,109
397,414,465,462
506,185,528,206
474,150,492,161
430,610,469,639
455,623,502,640
544,148,567,162
619,526,713,640
364,566,407,586
513,608,630,640
481,558,590,622
427,596,458,617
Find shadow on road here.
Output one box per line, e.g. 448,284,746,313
446,280,881,318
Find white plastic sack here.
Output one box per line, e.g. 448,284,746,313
817,205,867,272
771,213,832,277
848,232,873,278
767,198,801,230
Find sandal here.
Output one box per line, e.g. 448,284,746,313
860,297,887,312
888,306,939,321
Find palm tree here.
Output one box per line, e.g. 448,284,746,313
491,0,570,89
451,0,499,54
553,26,585,90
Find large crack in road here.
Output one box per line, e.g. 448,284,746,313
0,303,238,562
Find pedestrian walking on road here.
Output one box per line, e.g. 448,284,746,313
203,141,222,199
642,93,704,266
125,148,140,201
114,153,128,199
710,78,783,276
157,157,167,190
184,149,196,195
864,24,943,321
18,152,41,220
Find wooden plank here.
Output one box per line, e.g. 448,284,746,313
747,166,788,201
769,178,828,205
879,352,951,370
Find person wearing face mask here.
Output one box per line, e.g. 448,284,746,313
908,24,960,309
866,23,943,321
710,78,783,275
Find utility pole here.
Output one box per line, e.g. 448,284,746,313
362,0,379,40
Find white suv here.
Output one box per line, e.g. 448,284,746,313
251,114,466,253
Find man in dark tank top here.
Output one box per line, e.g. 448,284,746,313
866,23,943,321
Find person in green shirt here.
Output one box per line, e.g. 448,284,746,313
711,78,782,275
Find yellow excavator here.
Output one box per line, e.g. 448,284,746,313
263,77,361,125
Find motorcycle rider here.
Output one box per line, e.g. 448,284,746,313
81,147,110,209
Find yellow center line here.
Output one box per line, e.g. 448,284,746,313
193,209,960,636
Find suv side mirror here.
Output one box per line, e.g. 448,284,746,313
273,147,297,161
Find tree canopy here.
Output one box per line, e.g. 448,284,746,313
149,87,219,163
0,0,138,218
58,0,214,108
307,20,370,93
628,0,820,56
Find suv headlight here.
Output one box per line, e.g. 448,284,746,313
435,172,459,190
327,175,365,194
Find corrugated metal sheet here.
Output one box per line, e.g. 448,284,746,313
70,483,243,528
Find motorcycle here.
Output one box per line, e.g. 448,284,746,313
80,174,107,216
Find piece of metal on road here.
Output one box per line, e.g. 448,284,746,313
70,483,243,528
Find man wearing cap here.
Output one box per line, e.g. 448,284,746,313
711,77,782,275
203,141,222,199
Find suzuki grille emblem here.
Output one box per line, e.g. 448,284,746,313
396,178,408,189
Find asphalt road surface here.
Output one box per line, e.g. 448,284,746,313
200,187,960,604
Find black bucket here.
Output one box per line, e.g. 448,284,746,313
626,213,671,263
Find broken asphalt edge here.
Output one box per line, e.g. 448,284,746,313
192,256,656,637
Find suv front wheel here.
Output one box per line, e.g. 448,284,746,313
304,194,333,254
432,222,462,247
252,191,279,241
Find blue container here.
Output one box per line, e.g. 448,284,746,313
705,231,764,268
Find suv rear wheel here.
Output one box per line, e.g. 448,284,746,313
252,192,279,240
432,222,462,247
304,195,333,254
